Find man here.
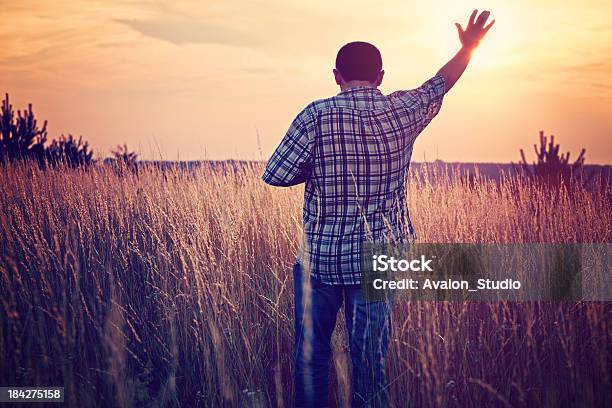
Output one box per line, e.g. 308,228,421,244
262,10,495,407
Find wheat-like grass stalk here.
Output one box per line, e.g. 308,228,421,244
0,161,610,407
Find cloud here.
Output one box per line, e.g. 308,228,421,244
114,17,261,47
592,82,612,90
565,62,608,73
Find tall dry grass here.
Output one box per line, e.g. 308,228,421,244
0,161,610,407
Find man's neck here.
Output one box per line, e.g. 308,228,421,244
340,80,376,92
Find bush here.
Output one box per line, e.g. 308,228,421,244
1,93,94,168
110,143,139,175
0,93,47,163
45,134,94,168
514,130,589,188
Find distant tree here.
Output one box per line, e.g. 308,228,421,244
1,93,95,169
514,130,589,187
111,143,138,175
0,93,47,163
45,134,94,168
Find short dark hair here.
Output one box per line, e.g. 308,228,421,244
335,41,382,83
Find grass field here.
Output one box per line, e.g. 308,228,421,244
0,161,610,407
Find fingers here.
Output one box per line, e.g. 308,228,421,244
455,23,464,36
476,10,490,27
484,19,496,33
468,9,477,27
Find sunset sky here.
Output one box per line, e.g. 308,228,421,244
2,0,611,163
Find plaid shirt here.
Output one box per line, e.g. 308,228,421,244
262,74,446,285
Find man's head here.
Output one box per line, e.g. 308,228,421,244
334,41,384,89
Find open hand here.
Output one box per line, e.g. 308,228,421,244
455,10,495,51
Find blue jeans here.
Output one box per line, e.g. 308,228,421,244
293,261,393,407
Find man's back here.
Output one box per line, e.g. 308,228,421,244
263,74,445,284
263,13,495,405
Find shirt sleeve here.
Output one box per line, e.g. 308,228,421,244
262,108,315,187
389,74,446,129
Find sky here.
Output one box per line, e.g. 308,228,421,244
1,0,611,163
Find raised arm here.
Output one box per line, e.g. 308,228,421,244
437,10,495,93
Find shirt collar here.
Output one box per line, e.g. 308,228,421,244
338,86,382,95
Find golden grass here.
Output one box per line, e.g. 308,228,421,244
0,161,610,407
